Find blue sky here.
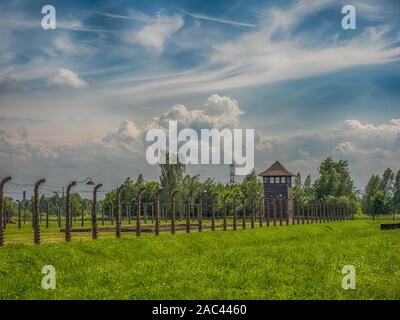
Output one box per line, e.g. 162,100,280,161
1,0,400,196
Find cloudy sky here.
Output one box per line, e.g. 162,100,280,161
1,0,400,197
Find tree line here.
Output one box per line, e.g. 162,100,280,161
4,156,398,217
362,168,400,216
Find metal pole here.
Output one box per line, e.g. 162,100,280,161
34,179,46,245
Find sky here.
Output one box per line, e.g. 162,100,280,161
1,0,400,198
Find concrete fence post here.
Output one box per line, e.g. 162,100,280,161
186,191,193,233
34,178,46,245
136,187,145,237
92,184,102,240
65,181,76,242
0,177,12,246
155,187,163,236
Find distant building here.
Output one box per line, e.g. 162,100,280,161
259,161,296,219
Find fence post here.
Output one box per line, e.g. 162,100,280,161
233,193,240,231
65,181,76,242
186,191,192,233
81,202,84,227
115,186,123,239
24,202,27,224
211,193,217,231
92,184,102,240
171,190,178,235
0,177,12,246
46,208,49,229
34,179,46,245
223,194,229,231
242,196,246,230
286,197,289,226
251,198,255,229
258,197,263,228
290,198,296,225
155,187,163,236
57,202,61,227
273,198,277,226
144,203,148,225
136,187,145,237
198,191,205,232
266,197,270,227
17,200,21,229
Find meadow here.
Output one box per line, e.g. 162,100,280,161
0,219,399,300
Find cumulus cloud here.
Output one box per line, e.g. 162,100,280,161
125,12,184,52
49,68,87,88
255,118,400,189
102,120,142,151
2,95,400,191
145,94,242,132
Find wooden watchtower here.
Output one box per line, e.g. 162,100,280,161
259,161,296,219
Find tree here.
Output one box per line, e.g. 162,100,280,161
371,190,391,215
362,175,381,215
240,169,263,208
380,168,395,213
314,157,354,200
393,170,400,214
303,175,313,199
294,173,302,189
159,152,185,204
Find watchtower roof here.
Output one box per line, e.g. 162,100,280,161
259,161,296,177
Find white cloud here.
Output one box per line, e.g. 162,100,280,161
145,94,243,131
102,120,142,151
125,12,184,52
49,68,87,88
107,0,400,102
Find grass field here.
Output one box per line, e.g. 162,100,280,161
0,220,399,300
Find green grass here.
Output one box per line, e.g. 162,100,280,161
0,220,399,300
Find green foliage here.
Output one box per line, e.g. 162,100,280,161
293,157,358,209
240,169,263,208
314,157,354,200
159,152,185,203
362,168,399,216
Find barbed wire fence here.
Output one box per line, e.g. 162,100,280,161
0,176,368,246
